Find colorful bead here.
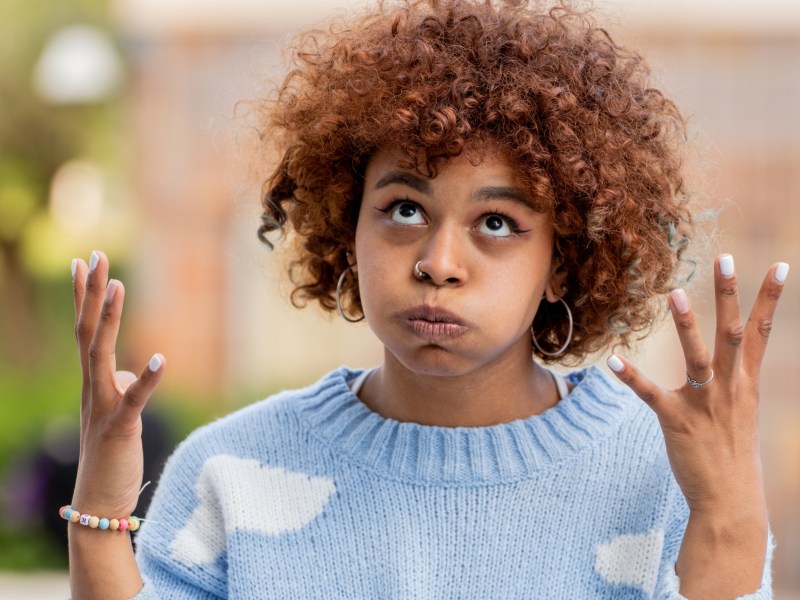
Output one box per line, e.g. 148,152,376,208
128,516,140,532
61,505,139,532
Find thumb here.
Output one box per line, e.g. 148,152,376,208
114,371,138,394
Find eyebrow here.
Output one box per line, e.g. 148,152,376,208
374,170,535,210
373,171,432,195
474,186,534,209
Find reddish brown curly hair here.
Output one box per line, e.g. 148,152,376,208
256,0,692,362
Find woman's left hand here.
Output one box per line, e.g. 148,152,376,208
607,254,788,597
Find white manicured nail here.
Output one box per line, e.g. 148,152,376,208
775,262,789,284
71,258,77,280
89,251,100,272
671,288,690,314
148,354,162,372
607,355,624,372
719,254,734,278
104,280,118,303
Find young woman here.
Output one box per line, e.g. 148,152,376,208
65,1,787,597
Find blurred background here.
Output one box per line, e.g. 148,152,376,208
0,0,798,596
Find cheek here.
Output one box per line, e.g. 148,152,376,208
490,253,551,316
355,232,392,307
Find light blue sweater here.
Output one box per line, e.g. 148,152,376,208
133,366,773,599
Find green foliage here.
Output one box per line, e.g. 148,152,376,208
0,276,260,570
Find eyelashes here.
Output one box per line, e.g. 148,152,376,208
376,198,425,226
375,198,530,237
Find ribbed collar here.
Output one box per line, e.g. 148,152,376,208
295,366,639,485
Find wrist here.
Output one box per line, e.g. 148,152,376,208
687,488,768,533
688,505,768,543
61,505,142,533
71,483,141,518
676,506,769,598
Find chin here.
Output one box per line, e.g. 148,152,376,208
386,343,485,378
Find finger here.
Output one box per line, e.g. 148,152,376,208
118,354,165,426
606,354,670,416
669,288,713,389
72,258,88,324
72,258,89,377
115,371,138,393
76,250,109,377
712,254,744,380
742,262,789,378
88,279,126,407
73,258,92,447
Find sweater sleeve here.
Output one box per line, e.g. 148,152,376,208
654,476,774,600
129,428,230,599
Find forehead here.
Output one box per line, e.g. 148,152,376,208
364,145,525,187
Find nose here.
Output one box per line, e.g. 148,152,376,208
416,225,466,286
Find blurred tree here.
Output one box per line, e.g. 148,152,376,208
0,0,114,366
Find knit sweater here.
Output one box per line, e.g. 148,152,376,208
133,366,774,599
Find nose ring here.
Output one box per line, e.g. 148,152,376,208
414,261,430,280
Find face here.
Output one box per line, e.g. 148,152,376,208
354,145,560,377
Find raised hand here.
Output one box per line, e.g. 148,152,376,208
606,254,788,598
70,250,165,520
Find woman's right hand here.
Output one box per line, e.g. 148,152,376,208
70,250,165,519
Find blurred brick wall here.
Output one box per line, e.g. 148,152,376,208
115,12,800,591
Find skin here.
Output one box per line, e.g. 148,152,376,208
66,149,787,599
69,251,158,598
610,257,787,598
353,146,567,426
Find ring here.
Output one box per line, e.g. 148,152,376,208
686,370,714,389
414,261,429,280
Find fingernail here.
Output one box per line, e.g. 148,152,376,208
671,288,690,314
148,354,162,372
89,251,100,272
775,262,789,284
105,280,118,303
71,258,77,280
607,354,624,372
719,254,735,278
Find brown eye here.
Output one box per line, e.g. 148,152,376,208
478,214,513,237
390,202,425,225
486,216,504,231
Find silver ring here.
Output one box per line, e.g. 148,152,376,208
414,261,430,280
686,370,714,389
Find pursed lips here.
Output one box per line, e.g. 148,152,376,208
400,305,468,339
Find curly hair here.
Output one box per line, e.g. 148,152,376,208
255,0,692,363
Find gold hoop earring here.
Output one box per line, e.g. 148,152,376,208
531,297,573,357
336,266,364,323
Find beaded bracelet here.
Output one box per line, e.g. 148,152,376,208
60,505,141,532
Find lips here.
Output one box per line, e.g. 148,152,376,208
400,305,468,339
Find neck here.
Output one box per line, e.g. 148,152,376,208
358,349,560,427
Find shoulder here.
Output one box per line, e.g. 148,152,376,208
565,365,659,429
161,366,361,476
565,365,667,462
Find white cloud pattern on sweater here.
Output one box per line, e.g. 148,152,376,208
594,528,665,598
170,455,336,566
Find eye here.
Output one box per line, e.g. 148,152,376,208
477,214,515,237
389,201,426,225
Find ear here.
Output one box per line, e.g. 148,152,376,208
544,264,568,303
